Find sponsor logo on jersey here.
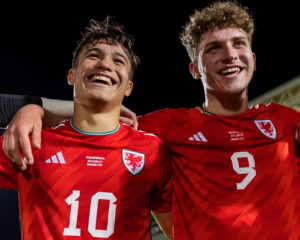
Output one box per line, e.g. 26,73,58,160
122,149,145,175
228,131,244,141
188,132,208,142
45,151,66,164
254,119,277,139
86,155,105,167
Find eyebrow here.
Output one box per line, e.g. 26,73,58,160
85,47,129,64
114,52,129,64
204,36,248,49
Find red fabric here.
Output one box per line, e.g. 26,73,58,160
138,103,300,240
0,120,171,239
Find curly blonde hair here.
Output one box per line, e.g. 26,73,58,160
180,1,254,62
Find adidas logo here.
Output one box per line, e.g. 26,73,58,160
45,151,66,164
188,132,207,142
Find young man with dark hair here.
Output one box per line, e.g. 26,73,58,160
1,1,300,239
0,17,172,240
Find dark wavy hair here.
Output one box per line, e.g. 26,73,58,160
72,16,140,79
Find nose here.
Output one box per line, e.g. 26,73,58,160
221,44,238,63
96,56,113,71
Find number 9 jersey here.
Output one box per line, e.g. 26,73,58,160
138,103,300,240
0,120,172,240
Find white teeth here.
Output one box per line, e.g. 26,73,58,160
221,67,240,75
91,75,113,85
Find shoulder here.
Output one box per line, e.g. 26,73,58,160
43,119,70,132
249,102,300,129
121,123,165,146
42,119,72,139
138,107,200,138
138,107,197,125
251,102,299,117
139,107,192,118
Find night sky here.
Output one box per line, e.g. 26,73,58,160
1,1,300,116
0,1,300,238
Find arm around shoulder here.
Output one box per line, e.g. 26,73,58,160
2,104,44,170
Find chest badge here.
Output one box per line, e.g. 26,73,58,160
122,149,145,175
254,119,277,139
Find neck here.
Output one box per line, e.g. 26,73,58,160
203,90,249,116
72,102,120,133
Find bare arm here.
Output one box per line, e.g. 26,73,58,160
2,94,137,170
41,97,73,122
2,104,44,170
42,98,138,128
151,211,173,240
1,97,74,170
2,97,73,170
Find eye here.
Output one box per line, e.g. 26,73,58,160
114,58,125,65
87,54,99,58
234,40,246,47
206,45,220,53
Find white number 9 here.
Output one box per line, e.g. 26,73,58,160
231,151,256,190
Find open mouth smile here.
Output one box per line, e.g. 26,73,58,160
89,74,117,86
219,67,243,76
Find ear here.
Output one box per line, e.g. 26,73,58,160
125,80,133,97
189,62,201,79
253,52,257,71
67,69,75,85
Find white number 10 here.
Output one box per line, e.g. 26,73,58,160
63,190,117,238
231,151,256,190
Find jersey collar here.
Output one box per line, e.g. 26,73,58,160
70,118,120,136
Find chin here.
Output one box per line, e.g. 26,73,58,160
224,87,247,96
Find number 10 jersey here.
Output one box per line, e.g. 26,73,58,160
0,120,172,240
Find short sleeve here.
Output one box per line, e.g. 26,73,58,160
138,108,176,141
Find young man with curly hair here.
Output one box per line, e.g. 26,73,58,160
1,1,300,239
0,17,173,239
138,2,300,239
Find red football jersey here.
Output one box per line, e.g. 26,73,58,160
0,120,171,240
138,103,300,240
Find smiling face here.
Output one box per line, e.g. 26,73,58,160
191,27,256,98
68,41,133,107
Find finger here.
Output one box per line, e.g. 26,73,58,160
19,131,35,165
19,157,28,170
119,117,134,126
132,118,138,130
32,120,42,150
121,105,137,122
3,133,27,170
123,110,137,121
2,133,15,163
3,131,20,162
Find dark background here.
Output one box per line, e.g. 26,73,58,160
0,1,300,238
1,1,300,115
